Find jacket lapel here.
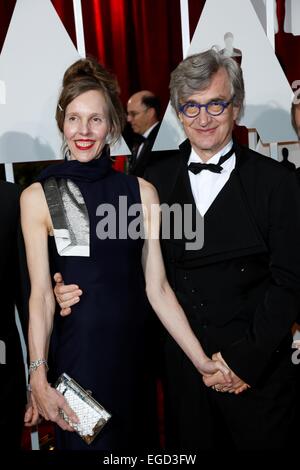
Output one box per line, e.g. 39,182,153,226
131,123,160,174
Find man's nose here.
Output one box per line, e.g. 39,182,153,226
196,107,211,126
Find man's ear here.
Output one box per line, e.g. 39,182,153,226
147,107,156,121
233,105,240,121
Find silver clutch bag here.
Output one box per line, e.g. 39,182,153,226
54,372,111,445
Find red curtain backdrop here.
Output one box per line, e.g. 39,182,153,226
1,0,300,115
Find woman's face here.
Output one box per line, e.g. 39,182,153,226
64,89,110,162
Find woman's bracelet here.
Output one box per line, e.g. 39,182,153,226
29,359,49,375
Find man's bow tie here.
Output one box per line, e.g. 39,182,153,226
135,134,146,144
188,145,235,175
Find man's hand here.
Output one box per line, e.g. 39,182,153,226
197,356,232,386
203,352,250,394
24,393,40,427
53,272,82,316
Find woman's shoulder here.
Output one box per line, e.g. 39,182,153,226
20,182,44,208
20,182,50,228
137,177,159,204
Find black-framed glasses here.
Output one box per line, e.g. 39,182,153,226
179,98,234,118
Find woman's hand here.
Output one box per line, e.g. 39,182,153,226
203,352,250,395
199,356,233,386
30,380,79,432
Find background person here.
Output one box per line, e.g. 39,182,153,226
126,90,161,176
0,181,31,449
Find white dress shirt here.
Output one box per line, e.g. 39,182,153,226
136,121,160,158
188,140,236,217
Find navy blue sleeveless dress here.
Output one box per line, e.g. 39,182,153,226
38,152,154,450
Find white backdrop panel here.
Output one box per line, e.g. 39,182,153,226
251,0,278,33
284,0,300,36
0,0,80,163
0,0,130,164
256,139,300,167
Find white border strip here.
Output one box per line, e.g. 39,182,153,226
73,0,86,57
180,0,190,58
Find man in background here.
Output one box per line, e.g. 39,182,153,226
126,90,161,176
0,181,71,449
0,181,29,449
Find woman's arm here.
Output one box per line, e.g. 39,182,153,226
21,183,78,430
21,184,54,364
139,178,231,381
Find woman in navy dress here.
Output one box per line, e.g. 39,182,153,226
21,58,230,450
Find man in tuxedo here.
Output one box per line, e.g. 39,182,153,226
54,50,300,450
143,49,300,450
0,181,29,449
126,90,161,176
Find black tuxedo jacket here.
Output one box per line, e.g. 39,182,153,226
129,123,161,177
0,181,29,407
145,139,300,386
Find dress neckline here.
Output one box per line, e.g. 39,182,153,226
38,145,112,183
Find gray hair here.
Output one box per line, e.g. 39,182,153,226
170,48,245,120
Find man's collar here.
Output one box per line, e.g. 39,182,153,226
189,140,233,164
143,121,160,138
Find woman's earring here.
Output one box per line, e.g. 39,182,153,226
105,133,111,145
64,148,71,161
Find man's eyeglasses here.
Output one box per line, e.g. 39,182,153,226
179,98,234,118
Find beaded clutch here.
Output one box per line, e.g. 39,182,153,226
54,373,111,445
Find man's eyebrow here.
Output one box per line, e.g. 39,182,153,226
185,96,230,104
